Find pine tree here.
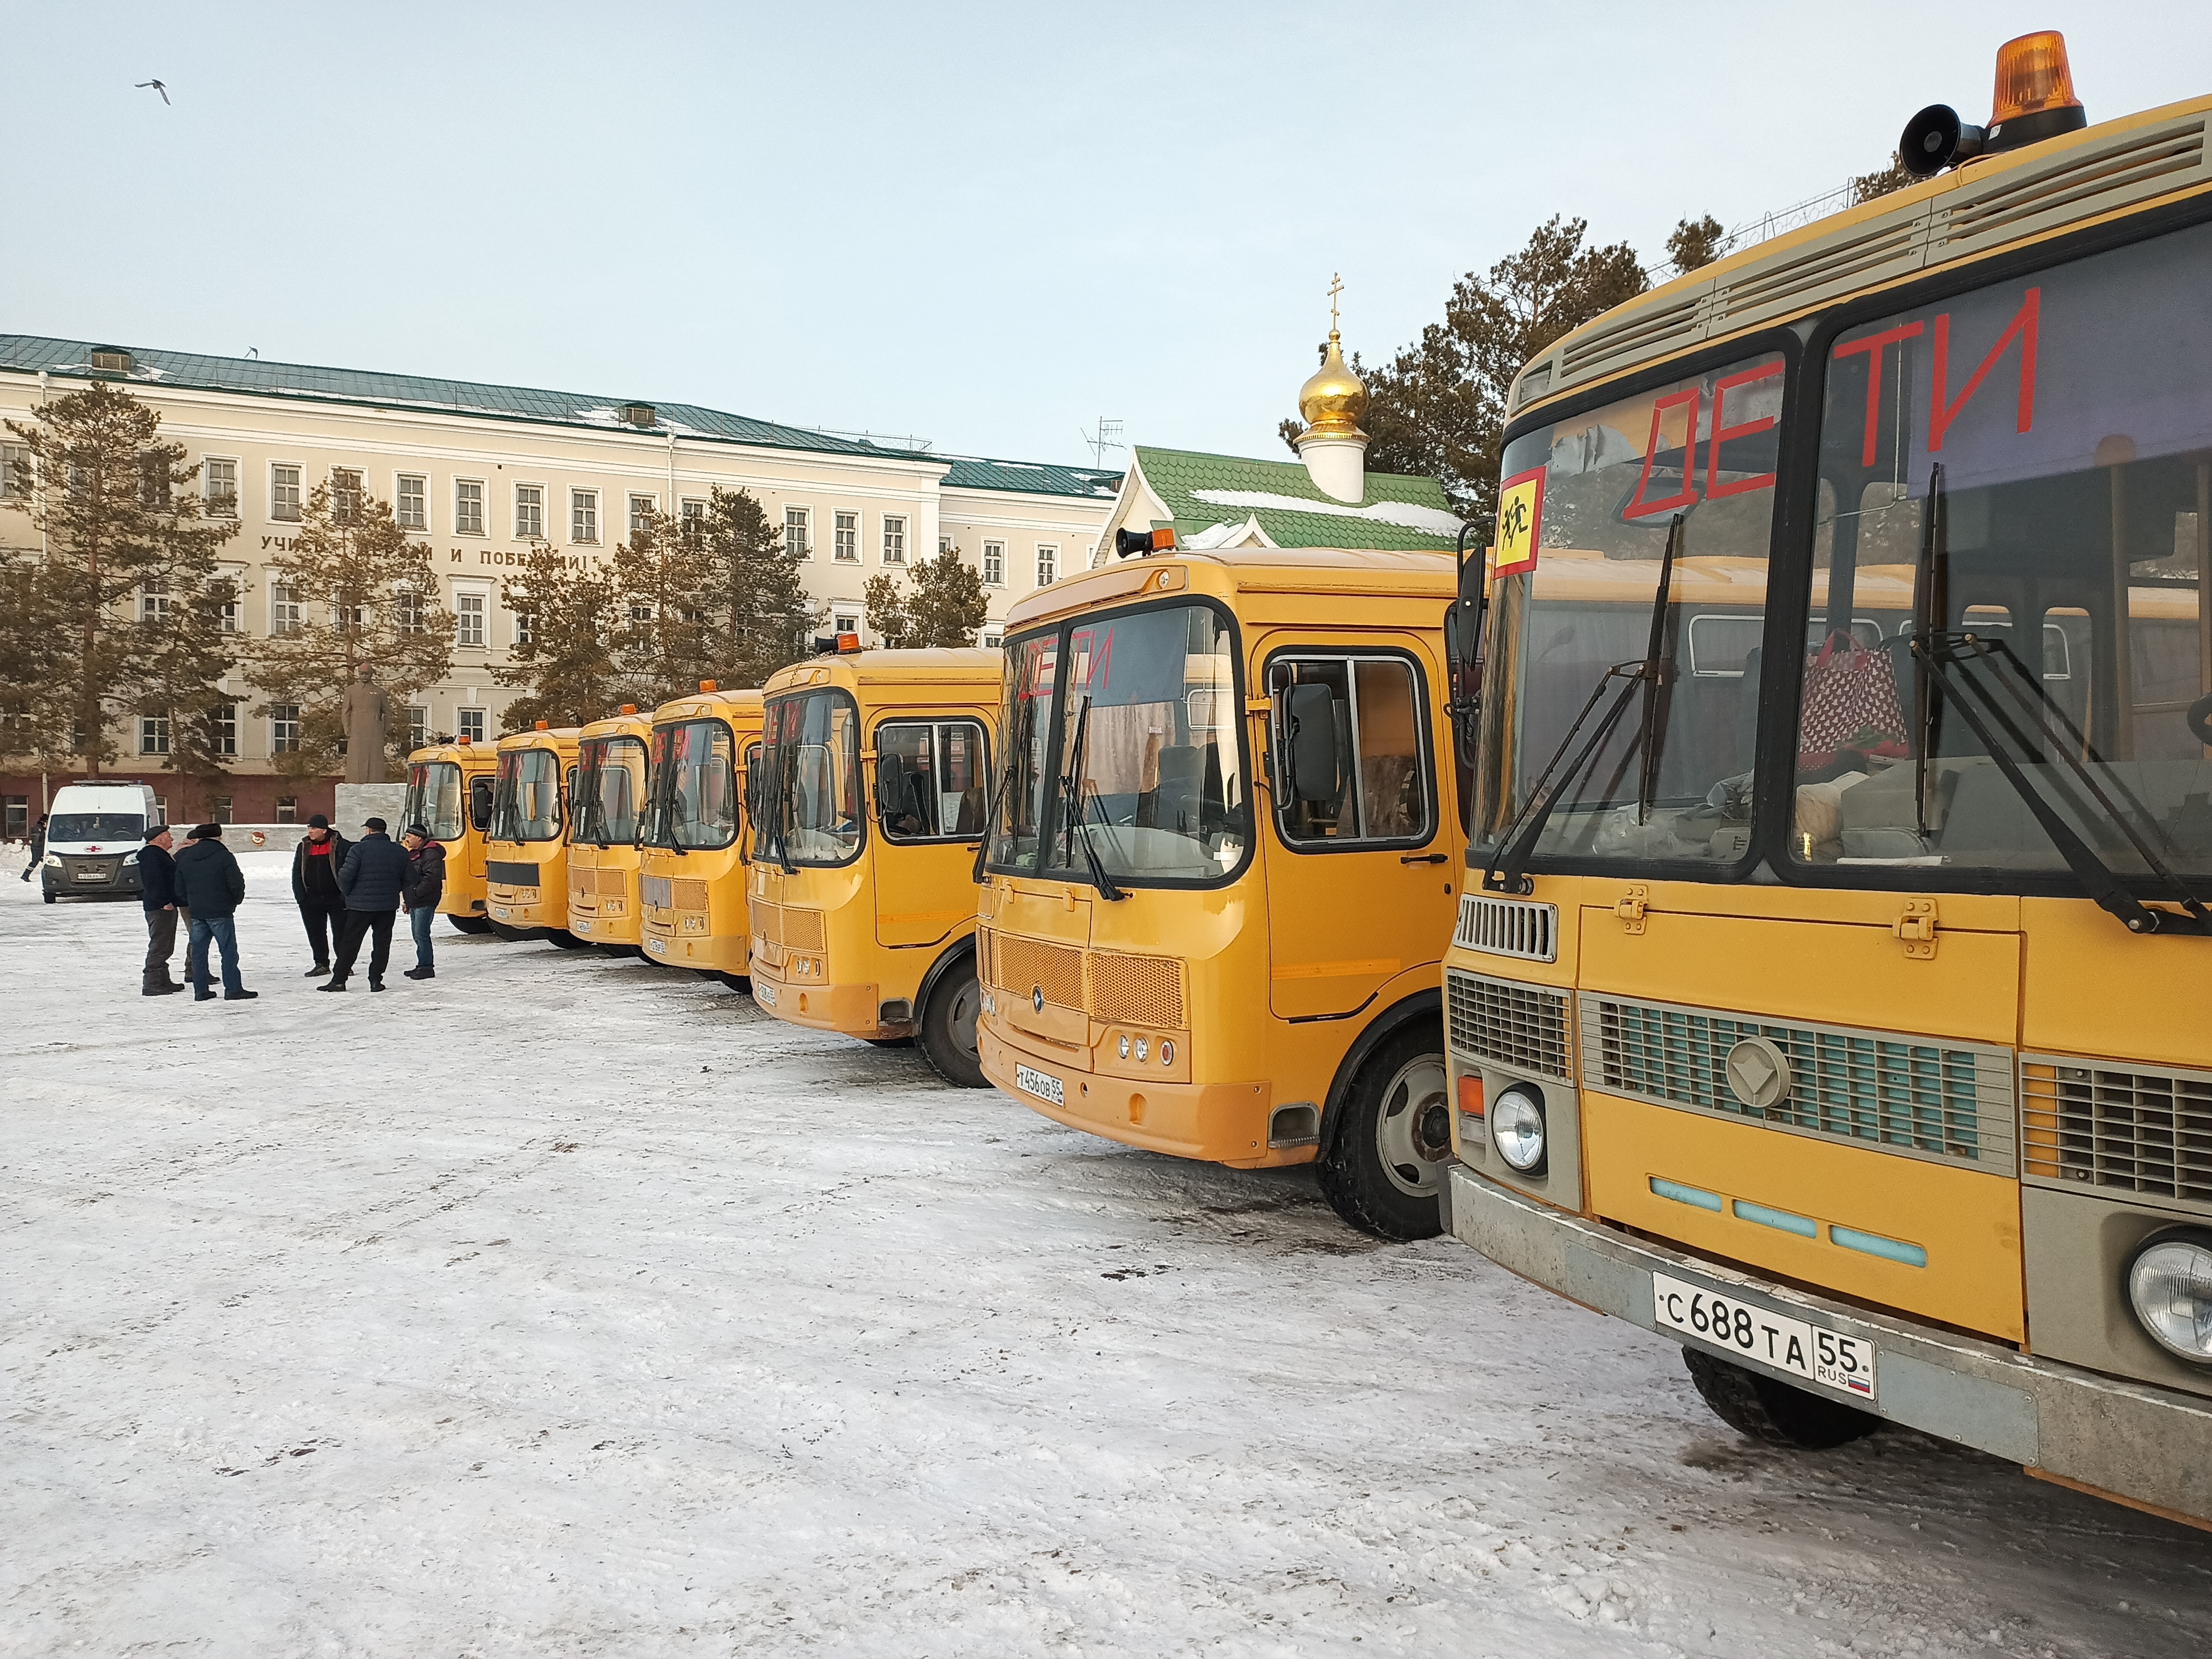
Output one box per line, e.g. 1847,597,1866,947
609,501,715,708
692,485,820,687
495,547,624,727
1665,214,1728,273
2,382,240,777
245,477,451,782
861,546,989,648
1852,153,1915,204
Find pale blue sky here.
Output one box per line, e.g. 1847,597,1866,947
7,2,2208,469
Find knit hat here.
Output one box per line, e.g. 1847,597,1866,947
405,822,433,840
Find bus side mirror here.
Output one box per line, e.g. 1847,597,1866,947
1284,683,1339,803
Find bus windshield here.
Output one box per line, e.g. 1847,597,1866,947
402,761,465,842
988,600,1247,884
754,691,861,866
574,735,648,846
489,749,563,842
643,720,738,851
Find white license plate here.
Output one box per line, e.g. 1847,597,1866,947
755,982,777,1006
1652,1272,1877,1404
1015,1064,1064,1106
646,937,666,954
75,870,105,881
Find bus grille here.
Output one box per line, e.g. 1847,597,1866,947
1089,950,1186,1030
993,935,1084,1012
598,868,628,896
2021,1057,2212,1212
1453,895,1558,963
1581,993,2015,1173
974,925,993,986
753,901,821,948
641,875,672,910
1445,969,1570,1081
672,878,710,912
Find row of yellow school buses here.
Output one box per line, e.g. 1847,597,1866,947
405,43,2212,1532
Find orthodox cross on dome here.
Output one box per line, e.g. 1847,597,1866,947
1327,272,1344,332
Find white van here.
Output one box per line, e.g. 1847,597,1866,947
40,782,162,904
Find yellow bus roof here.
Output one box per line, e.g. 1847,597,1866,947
648,686,767,729
577,711,651,742
494,725,581,757
760,647,1002,701
1005,545,1458,631
404,741,499,769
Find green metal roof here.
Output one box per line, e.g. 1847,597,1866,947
0,334,1120,501
1131,445,1461,551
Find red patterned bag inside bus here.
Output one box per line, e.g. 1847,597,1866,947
1797,632,1908,772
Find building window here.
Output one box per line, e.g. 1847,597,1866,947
332,466,363,525
211,796,233,826
269,705,301,755
140,579,171,623
140,715,170,755
938,536,952,558
0,442,27,501
982,631,1003,649
628,494,656,538
882,515,906,565
785,506,811,559
571,489,598,544
515,483,545,540
407,706,428,750
680,499,706,539
833,612,859,636
5,797,27,841
139,451,172,510
203,457,238,516
455,479,485,536
275,797,298,823
210,704,237,758
396,473,428,531
395,586,424,637
514,604,534,647
455,591,486,648
270,582,303,635
271,463,302,522
833,510,858,562
1036,544,1059,586
458,707,486,743
216,571,243,635
982,540,1005,586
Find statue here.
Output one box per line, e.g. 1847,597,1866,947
341,666,394,784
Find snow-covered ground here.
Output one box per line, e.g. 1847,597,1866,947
3,852,2208,1658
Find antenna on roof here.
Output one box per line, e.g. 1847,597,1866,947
1080,418,1124,467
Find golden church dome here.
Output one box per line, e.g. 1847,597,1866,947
1298,329,1368,438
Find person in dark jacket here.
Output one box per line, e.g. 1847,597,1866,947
323,817,409,992
138,824,186,996
174,823,257,1001
400,822,447,980
18,813,45,882
291,813,353,976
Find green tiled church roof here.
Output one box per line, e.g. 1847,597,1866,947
1133,445,1462,550
0,334,1119,501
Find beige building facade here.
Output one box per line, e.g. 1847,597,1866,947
0,336,1118,827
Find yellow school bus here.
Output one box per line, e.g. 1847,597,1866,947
484,723,587,948
400,738,500,933
748,646,1001,1084
565,706,651,953
974,550,1468,1235
638,683,765,984
1442,34,2212,1527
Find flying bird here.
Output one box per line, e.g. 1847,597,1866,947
135,80,170,105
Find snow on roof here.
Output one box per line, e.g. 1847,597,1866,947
1187,488,1463,538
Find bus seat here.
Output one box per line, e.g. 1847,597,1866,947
1147,745,1204,833
953,787,985,836
1360,753,1419,838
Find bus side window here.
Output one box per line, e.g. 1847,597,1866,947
877,720,990,842
1268,654,1433,848
469,776,494,833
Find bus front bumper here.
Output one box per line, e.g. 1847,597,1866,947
1449,1165,2212,1527
748,955,885,1036
642,914,746,973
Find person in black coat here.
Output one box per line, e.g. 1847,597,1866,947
18,812,45,882
138,824,185,996
173,823,257,1001
323,817,410,992
291,813,353,976
400,823,447,980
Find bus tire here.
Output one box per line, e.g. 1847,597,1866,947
1315,1026,1450,1241
487,921,527,943
447,915,493,935
916,965,988,1088
545,929,590,949
1681,1346,1881,1450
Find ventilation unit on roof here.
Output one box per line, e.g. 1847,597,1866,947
90,347,133,375
619,401,657,428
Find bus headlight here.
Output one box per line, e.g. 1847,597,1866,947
45,853,61,868
1117,1035,1131,1060
2126,1229,2212,1364
1490,1085,1547,1175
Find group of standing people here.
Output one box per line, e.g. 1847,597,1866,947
135,815,447,997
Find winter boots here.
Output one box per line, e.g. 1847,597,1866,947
402,966,433,980
305,961,331,977
142,973,184,997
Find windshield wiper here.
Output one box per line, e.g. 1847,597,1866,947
1059,696,1126,903
763,745,798,876
1483,513,1683,895
1909,464,2210,938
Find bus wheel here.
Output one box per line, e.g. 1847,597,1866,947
1316,1029,1450,1240
1681,1346,1880,1450
447,915,493,935
716,971,751,992
545,929,590,949
917,967,988,1088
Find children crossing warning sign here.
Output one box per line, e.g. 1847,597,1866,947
1492,466,1544,578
